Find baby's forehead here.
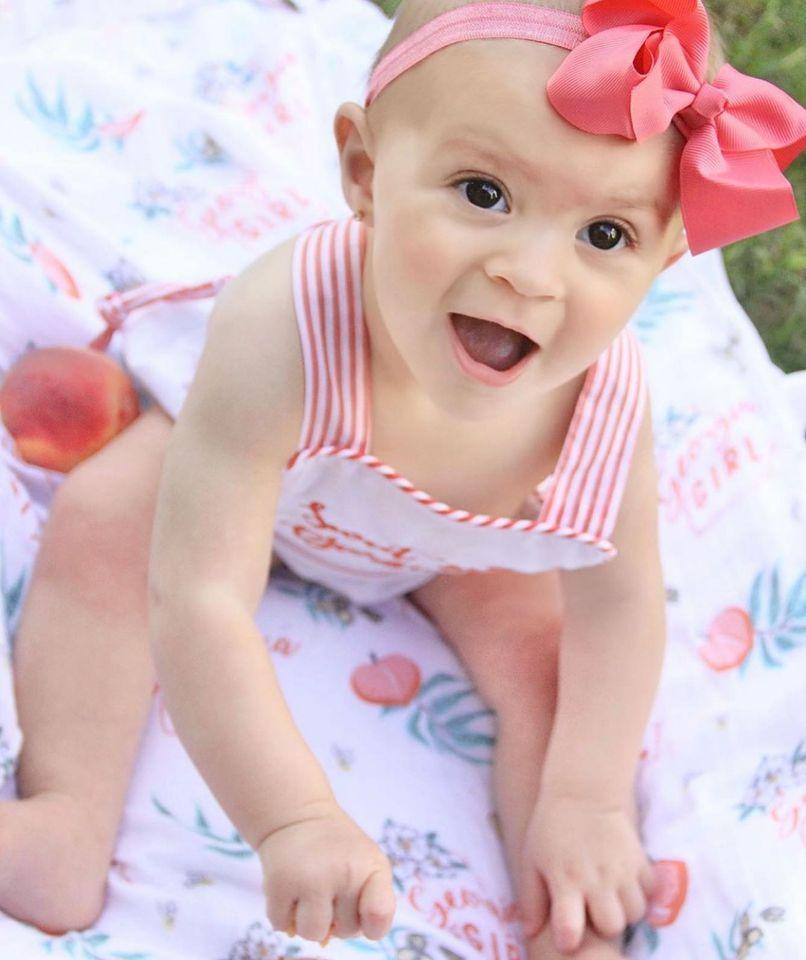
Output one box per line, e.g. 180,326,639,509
379,40,682,215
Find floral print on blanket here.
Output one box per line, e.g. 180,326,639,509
710,903,787,960
738,740,806,846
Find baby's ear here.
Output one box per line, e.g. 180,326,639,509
333,102,375,224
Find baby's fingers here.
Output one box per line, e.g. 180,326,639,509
295,891,334,944
358,866,396,940
620,883,648,926
331,891,361,941
518,864,550,939
587,888,626,941
264,885,296,938
550,886,586,954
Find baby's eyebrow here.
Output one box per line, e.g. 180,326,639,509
439,135,667,221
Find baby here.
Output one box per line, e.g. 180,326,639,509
2,0,803,958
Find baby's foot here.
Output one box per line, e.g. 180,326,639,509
0,791,111,933
526,924,624,960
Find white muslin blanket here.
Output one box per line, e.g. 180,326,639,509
0,2,804,958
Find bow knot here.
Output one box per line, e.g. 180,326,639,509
547,0,805,253
680,83,728,128
677,82,728,133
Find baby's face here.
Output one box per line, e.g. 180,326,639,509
353,38,687,420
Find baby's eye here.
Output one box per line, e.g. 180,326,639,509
579,220,635,251
455,178,509,213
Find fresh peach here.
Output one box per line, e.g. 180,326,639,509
0,346,140,472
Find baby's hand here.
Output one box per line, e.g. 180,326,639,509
257,799,396,945
518,792,655,953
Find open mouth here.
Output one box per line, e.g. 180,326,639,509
449,313,539,386
450,313,538,371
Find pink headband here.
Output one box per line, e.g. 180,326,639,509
365,0,806,255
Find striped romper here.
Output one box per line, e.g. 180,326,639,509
267,216,647,605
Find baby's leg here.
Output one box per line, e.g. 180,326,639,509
0,405,172,934
411,569,627,960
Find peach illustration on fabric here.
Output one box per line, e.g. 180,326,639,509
700,607,754,671
351,653,421,706
699,569,804,673
645,860,688,928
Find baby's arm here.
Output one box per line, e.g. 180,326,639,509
520,398,665,951
148,242,394,944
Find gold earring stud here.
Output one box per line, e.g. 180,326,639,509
354,210,365,221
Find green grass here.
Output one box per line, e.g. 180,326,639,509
371,0,805,372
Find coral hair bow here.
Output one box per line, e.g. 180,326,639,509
546,0,806,254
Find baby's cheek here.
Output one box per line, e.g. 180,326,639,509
392,218,455,291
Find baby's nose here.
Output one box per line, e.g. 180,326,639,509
484,233,565,300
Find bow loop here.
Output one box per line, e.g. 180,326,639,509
584,0,710,78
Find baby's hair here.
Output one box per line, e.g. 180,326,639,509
370,0,726,83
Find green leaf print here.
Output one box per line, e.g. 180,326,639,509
391,672,498,764
11,213,26,248
428,687,478,716
195,805,210,831
55,85,68,125
740,567,805,672
785,572,805,619
415,672,455,696
768,568,781,624
84,935,109,947
749,571,763,627
756,634,784,669
5,581,24,641
151,794,252,859
406,710,429,746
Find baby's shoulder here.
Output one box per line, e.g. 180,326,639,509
207,233,303,397
214,233,298,343
186,233,305,463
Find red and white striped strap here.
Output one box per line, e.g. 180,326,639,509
290,218,371,460
539,327,646,542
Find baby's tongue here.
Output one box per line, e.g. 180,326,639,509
452,313,530,371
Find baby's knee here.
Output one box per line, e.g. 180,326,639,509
43,407,172,568
456,608,561,715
